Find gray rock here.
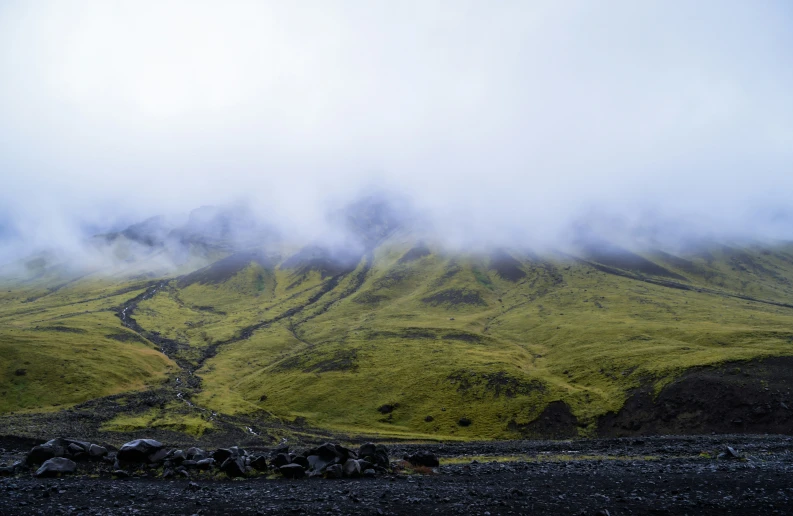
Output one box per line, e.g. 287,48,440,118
148,448,170,464
196,458,215,470
272,453,291,468
343,459,361,478
186,447,206,460
406,451,439,468
35,458,77,478
250,455,268,471
279,463,306,479
88,444,108,458
220,456,247,478
117,439,164,463
324,463,343,479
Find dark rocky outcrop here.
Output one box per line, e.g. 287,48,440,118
507,401,579,439
598,356,793,437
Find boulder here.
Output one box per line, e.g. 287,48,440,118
148,448,170,464
196,458,215,470
292,455,310,469
324,463,343,479
358,443,389,468
212,448,234,463
220,456,247,478
27,444,56,465
343,459,361,478
272,453,291,468
363,468,377,478
271,444,289,457
35,457,77,478
67,443,86,458
250,455,268,471
0,461,23,476
186,447,206,461
171,450,187,463
117,439,164,464
88,444,108,459
279,463,306,479
306,454,334,473
406,451,439,468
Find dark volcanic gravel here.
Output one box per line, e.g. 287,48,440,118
2,434,792,515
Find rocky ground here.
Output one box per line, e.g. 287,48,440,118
1,434,792,515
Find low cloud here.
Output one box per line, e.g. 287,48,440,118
0,1,791,266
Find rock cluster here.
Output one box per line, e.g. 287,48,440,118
15,438,391,480
271,442,390,479
26,437,108,466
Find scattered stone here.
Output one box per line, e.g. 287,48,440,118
717,446,742,460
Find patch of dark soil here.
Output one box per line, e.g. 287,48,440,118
366,328,433,340
378,403,398,414
508,401,579,439
191,305,227,315
352,292,387,305
447,371,545,399
274,349,359,374
422,288,487,307
397,244,431,264
305,349,358,374
651,250,701,275
177,250,275,288
429,262,462,289
401,328,436,339
32,326,86,334
104,332,148,344
488,250,526,282
281,246,361,282
598,355,793,437
441,332,483,343
579,239,687,280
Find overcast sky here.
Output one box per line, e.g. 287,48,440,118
1,0,792,258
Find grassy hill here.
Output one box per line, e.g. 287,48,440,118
2,231,793,442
